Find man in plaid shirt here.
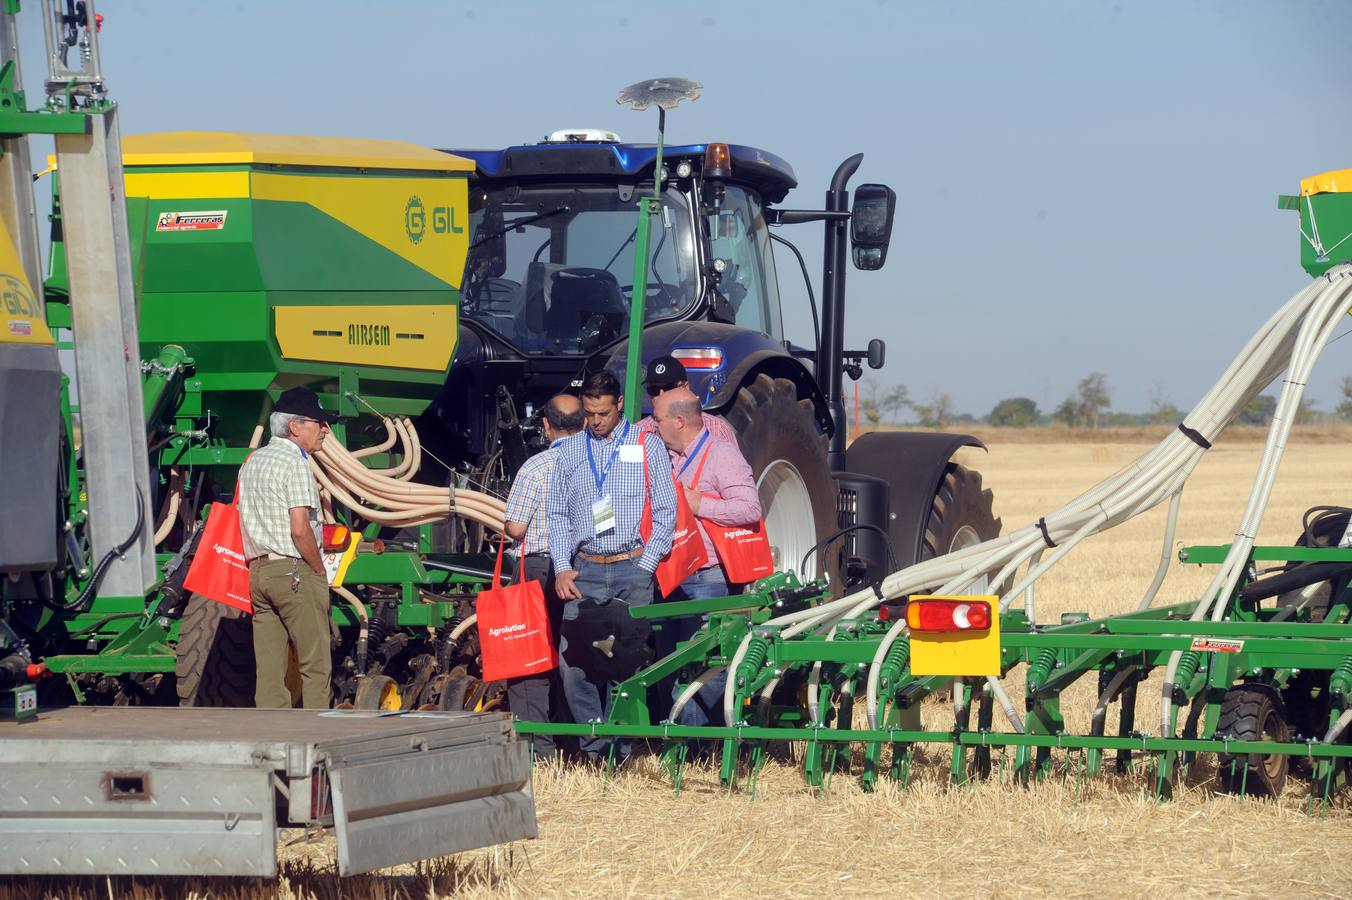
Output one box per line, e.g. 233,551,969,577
547,371,676,759
237,386,339,709
502,394,583,759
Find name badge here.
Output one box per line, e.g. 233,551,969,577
592,494,616,534
619,443,644,463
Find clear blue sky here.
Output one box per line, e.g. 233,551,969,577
18,0,1352,416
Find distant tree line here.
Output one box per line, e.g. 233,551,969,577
853,371,1352,429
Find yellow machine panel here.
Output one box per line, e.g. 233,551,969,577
0,221,54,346
907,595,1002,677
274,304,458,371
252,172,469,289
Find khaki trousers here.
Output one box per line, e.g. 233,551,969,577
249,558,332,709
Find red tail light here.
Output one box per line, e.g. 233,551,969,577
906,598,992,632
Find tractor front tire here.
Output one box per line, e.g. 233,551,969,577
175,593,256,707
723,374,836,581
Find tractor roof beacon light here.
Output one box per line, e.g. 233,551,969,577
615,77,703,423
704,143,731,179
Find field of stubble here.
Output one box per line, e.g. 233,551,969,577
6,432,1351,900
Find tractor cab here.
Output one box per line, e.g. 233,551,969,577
448,134,793,359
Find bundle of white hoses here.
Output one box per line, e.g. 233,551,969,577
309,415,507,533
694,266,1352,734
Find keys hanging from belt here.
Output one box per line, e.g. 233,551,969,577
290,560,302,592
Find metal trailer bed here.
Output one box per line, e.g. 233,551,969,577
0,706,536,877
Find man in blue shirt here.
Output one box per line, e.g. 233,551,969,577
502,393,584,760
546,371,677,759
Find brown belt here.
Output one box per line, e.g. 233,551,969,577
576,547,643,564
248,554,298,569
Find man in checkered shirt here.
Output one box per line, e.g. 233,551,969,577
237,386,338,709
547,370,676,759
502,393,584,759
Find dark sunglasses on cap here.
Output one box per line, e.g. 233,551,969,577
646,383,679,397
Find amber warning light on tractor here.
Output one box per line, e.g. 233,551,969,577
704,143,731,178
906,597,992,632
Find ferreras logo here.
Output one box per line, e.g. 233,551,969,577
156,210,227,232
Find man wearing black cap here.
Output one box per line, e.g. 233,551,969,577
637,355,734,442
237,386,339,709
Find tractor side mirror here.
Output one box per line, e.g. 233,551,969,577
850,183,896,271
867,338,886,369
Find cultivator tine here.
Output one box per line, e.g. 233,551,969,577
747,743,767,799
661,739,689,796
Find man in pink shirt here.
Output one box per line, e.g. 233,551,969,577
651,388,762,726
636,355,735,443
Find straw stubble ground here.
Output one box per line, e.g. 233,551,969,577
5,433,1352,899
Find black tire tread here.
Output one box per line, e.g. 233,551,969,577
722,374,835,581
921,463,1000,561
1216,685,1289,796
175,594,255,707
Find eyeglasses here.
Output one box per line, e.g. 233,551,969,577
646,384,675,397
294,416,330,428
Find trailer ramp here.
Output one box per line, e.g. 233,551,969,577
0,706,536,877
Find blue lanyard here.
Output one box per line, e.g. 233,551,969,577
585,421,629,494
675,430,710,484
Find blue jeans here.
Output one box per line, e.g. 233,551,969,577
662,566,729,727
558,556,655,758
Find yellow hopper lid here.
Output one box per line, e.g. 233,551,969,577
1300,169,1352,196
117,132,475,173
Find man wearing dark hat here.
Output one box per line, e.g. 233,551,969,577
637,355,734,442
237,386,340,709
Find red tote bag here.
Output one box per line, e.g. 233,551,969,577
476,535,558,682
640,456,708,597
703,517,775,583
685,449,775,584
182,492,252,613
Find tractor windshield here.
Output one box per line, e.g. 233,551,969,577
462,183,699,355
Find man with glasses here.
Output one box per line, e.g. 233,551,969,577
238,386,340,709
636,355,734,442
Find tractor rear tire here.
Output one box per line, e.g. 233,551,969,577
1216,684,1290,797
175,594,255,707
921,463,1000,564
723,374,836,581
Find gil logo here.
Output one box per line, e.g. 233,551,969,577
405,195,426,245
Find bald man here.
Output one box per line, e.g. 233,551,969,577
502,393,585,759
652,388,762,727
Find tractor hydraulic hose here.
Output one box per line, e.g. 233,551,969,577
332,586,369,671
1137,489,1183,611
350,417,400,459
48,491,145,614
724,267,1352,731
1090,666,1140,736
1323,708,1352,745
1239,561,1352,603
153,467,184,545
668,665,726,724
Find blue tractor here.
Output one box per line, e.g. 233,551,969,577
420,129,999,586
